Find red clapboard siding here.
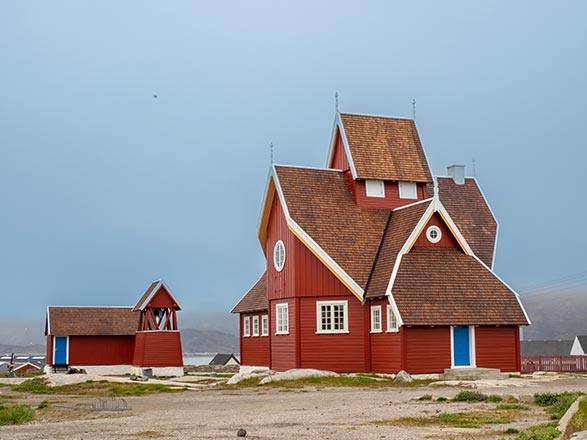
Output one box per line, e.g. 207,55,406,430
69,336,135,365
404,327,451,374
413,212,459,248
331,134,350,171
270,298,296,371
476,326,520,372
354,181,427,209
298,296,366,372
133,332,183,367
266,196,296,301
240,313,270,367
369,298,402,374
294,236,353,297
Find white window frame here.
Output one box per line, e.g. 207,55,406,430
426,225,442,244
261,315,269,336
370,305,382,333
398,181,418,199
316,300,349,334
252,315,259,337
273,240,286,272
386,305,399,332
365,179,385,198
276,303,289,335
243,316,250,337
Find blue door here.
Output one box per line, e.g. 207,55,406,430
453,326,470,366
54,337,67,365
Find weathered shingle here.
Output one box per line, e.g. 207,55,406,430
340,113,433,183
231,273,268,313
47,307,138,336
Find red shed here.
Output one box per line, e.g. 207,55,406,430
45,280,184,376
232,112,529,375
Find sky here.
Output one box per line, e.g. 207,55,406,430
1,1,586,323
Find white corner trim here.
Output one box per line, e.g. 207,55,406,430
46,306,51,335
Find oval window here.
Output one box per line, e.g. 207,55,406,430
273,240,286,272
426,225,442,244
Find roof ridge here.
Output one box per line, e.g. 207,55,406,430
340,111,414,121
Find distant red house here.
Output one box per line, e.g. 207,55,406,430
232,112,529,375
45,280,183,376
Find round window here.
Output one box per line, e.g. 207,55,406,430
426,225,442,244
273,240,286,272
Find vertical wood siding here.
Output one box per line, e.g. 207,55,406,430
413,213,460,248
404,327,451,374
270,298,297,370
146,285,176,308
353,181,427,209
133,332,183,367
266,197,296,301
369,298,402,374
240,313,270,367
298,296,366,372
331,134,350,171
68,336,135,365
475,326,520,372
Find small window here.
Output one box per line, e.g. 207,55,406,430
399,181,417,199
316,301,348,333
387,305,398,332
276,303,289,334
426,225,442,244
261,315,269,336
273,240,286,272
243,316,251,337
252,316,259,336
366,180,385,198
370,306,382,333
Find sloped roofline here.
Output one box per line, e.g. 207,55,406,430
326,112,359,178
230,272,266,313
257,165,364,300
134,280,182,311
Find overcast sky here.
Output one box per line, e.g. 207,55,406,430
1,1,586,320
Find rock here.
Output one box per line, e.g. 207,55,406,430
227,370,272,385
259,368,338,385
393,370,413,383
237,428,247,437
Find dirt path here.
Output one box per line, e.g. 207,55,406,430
3,374,587,439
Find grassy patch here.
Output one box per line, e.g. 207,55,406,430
418,394,433,401
226,375,436,389
500,423,560,440
37,400,49,409
380,411,513,429
0,404,35,426
12,378,188,396
534,392,582,420
453,390,502,403
496,403,529,411
565,397,587,439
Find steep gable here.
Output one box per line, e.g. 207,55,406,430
133,280,182,311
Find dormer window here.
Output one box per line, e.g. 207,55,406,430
399,181,417,199
366,180,385,198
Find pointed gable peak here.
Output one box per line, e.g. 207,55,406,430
133,280,182,312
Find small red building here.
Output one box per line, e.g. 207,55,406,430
232,112,529,375
45,280,184,376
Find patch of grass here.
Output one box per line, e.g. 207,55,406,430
226,375,436,389
418,394,433,401
565,397,587,439
12,378,52,394
379,411,513,429
504,427,520,434
500,423,560,440
37,400,49,409
534,392,582,420
496,403,528,411
453,390,502,403
436,396,448,402
0,404,35,426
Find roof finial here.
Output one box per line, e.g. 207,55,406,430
433,176,439,196
335,92,339,113
270,142,274,165
412,98,416,120
472,158,476,178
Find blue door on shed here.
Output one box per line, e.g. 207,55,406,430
453,326,470,366
54,337,67,365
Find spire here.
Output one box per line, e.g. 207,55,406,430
335,92,339,113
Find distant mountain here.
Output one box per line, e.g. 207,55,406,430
521,289,587,340
180,328,239,354
0,344,46,356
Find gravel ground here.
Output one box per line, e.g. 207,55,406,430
2,373,587,439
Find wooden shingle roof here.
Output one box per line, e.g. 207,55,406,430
339,113,433,183
231,273,268,313
391,247,529,326
46,307,138,336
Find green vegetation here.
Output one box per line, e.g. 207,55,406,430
0,404,35,426
436,396,448,402
534,392,583,420
499,423,560,440
12,378,189,396
496,403,529,411
381,411,513,429
418,394,433,401
225,375,436,389
504,428,520,434
37,400,49,409
565,397,587,439
452,390,502,403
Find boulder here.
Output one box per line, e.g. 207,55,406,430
393,370,413,383
259,368,338,385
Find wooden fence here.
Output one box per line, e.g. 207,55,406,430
521,355,587,373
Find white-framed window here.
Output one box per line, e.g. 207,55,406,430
366,179,385,198
426,225,442,244
399,181,417,199
243,316,251,337
276,303,289,334
316,301,348,334
370,305,382,333
252,315,259,336
261,315,269,336
273,240,286,272
387,305,399,332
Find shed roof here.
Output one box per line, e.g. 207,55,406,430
231,273,268,313
46,307,138,336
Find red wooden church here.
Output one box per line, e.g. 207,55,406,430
45,280,184,376
232,112,530,375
